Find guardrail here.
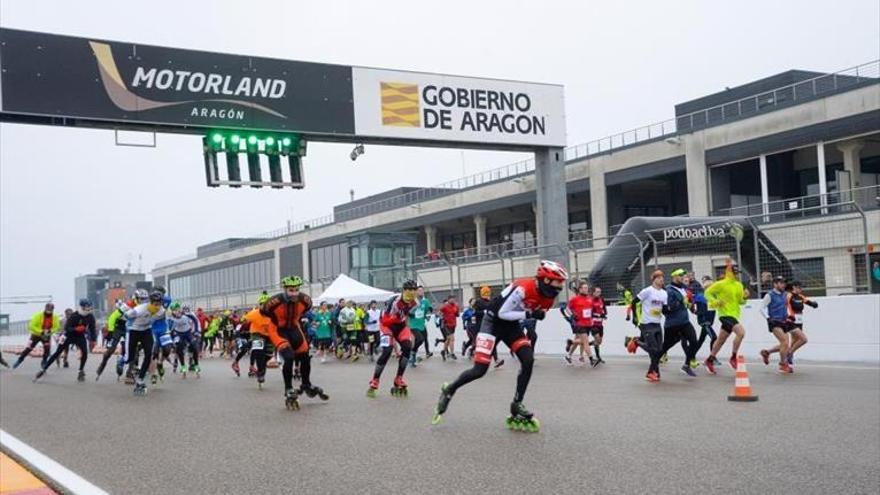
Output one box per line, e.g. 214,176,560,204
712,185,880,219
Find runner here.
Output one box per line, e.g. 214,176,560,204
204,314,221,358
589,286,607,365
314,302,334,363
659,268,699,377
703,260,749,375
367,280,419,398
337,301,359,361
12,303,59,370
34,299,96,383
758,276,794,374
364,301,381,362
437,295,460,361
692,276,718,355
629,271,668,382
408,286,433,366
261,276,329,410
761,280,818,370
461,298,478,358
432,261,568,431
561,281,595,367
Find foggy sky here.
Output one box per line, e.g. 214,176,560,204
1,0,878,319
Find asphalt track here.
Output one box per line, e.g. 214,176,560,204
1,354,878,495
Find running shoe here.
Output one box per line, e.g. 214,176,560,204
626,337,639,354
589,357,599,368
563,355,572,365
645,371,660,382
494,359,505,369
777,363,793,374
680,364,697,377
565,339,573,354
659,353,668,365
729,355,738,371
688,359,700,369
704,357,716,375
760,349,770,366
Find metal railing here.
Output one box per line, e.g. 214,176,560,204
153,59,879,268
677,60,879,132
712,185,880,220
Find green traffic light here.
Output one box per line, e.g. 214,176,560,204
211,133,223,143
230,135,241,144
248,135,257,145
281,137,292,146
266,137,275,146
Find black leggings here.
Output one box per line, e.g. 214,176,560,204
638,323,663,373
127,331,154,380
96,333,124,375
696,322,717,353
15,334,51,368
44,333,88,371
661,323,698,364
373,338,413,381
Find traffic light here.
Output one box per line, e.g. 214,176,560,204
202,130,305,188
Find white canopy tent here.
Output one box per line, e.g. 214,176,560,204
315,274,395,304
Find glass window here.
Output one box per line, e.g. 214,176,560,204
372,246,393,266
791,257,826,297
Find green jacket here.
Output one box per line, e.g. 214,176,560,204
315,311,333,339
106,307,126,334
205,318,221,337
29,311,60,336
408,298,432,331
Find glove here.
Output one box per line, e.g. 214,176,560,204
625,314,630,321
808,301,818,308
527,309,546,321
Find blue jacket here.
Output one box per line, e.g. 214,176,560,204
663,283,691,327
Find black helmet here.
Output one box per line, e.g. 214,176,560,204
149,290,163,303
402,279,418,291
78,298,92,308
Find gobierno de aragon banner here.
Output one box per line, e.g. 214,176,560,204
0,28,566,147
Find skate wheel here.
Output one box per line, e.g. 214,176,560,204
367,388,377,398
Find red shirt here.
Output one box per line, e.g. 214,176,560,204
591,297,607,328
439,303,460,328
567,295,593,329
42,314,54,330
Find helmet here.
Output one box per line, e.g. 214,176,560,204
224,310,232,316
134,289,149,301
402,279,418,291
78,298,92,308
671,268,687,277
536,260,568,281
479,286,491,298
148,290,163,303
154,286,167,295
258,293,270,305
169,301,181,311
281,275,304,288
182,305,192,313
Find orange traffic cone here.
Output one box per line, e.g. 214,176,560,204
727,354,758,402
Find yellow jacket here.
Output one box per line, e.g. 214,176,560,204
28,311,60,336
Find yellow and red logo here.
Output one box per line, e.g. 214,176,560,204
380,82,420,127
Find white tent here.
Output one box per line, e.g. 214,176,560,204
315,274,395,304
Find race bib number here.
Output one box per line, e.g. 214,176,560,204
379,334,392,348
237,338,248,350
158,333,173,347
414,309,425,319
474,333,496,362
367,334,375,343
251,339,265,350
794,314,803,324
582,309,592,319
346,324,355,331
649,308,662,316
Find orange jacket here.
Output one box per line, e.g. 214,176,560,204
261,292,312,330
244,308,275,337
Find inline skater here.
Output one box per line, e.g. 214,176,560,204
432,261,568,431
261,276,328,410
367,280,419,398
95,298,133,381
148,288,173,385
34,299,96,383
703,260,749,375
13,303,60,370
244,304,275,389
180,305,202,375
167,302,199,378
123,290,167,395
